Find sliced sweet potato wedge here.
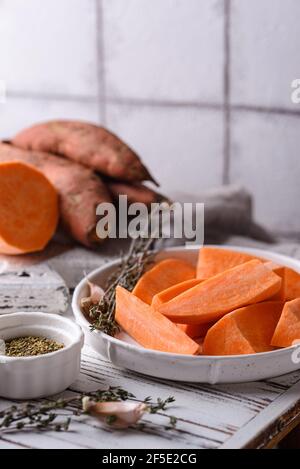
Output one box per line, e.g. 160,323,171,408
115,286,199,355
203,301,284,355
177,322,215,339
133,258,195,305
196,246,258,280
284,268,300,301
271,298,300,347
151,278,201,309
157,260,282,324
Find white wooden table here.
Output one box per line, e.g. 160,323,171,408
1,242,300,449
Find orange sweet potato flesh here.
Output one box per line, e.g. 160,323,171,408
0,142,112,247
196,246,258,280
264,261,286,300
133,258,195,305
283,268,300,300
203,302,284,355
271,298,300,347
13,121,157,185
177,322,215,339
151,278,201,309
0,161,58,254
158,260,282,324
115,286,199,355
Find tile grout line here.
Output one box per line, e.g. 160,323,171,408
6,94,300,118
222,0,231,185
95,0,107,124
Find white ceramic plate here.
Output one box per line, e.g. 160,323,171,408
72,245,300,384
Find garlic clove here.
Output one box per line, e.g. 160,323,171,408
82,398,147,429
87,280,104,304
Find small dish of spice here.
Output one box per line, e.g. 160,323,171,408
4,336,64,357
0,312,84,400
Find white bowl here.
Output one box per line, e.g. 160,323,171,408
72,245,300,384
0,312,84,399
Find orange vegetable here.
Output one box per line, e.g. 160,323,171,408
0,161,58,254
0,142,112,247
196,246,258,279
151,278,201,309
284,268,300,301
264,261,285,300
133,258,195,305
115,286,199,355
177,322,214,339
203,302,284,355
107,181,165,206
13,120,157,184
157,260,282,324
271,298,300,347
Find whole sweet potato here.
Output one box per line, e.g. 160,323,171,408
0,143,112,247
107,181,167,206
13,120,157,185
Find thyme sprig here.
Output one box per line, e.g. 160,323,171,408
0,386,177,434
89,236,155,336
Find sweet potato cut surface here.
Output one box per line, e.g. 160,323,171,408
177,322,214,339
115,286,199,355
151,278,201,309
284,268,300,301
13,121,156,184
264,261,286,300
0,143,112,247
196,246,258,279
158,260,282,324
0,161,58,254
133,258,195,305
271,298,300,347
203,302,284,355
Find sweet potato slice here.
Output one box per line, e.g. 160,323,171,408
284,268,300,301
177,322,215,339
0,161,58,254
264,261,286,300
115,286,199,355
196,246,258,280
13,121,156,184
271,298,300,347
158,260,282,324
151,278,201,309
133,258,195,305
203,302,284,355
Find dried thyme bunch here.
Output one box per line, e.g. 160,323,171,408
0,386,177,434
89,236,156,336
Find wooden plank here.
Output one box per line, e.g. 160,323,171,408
0,263,69,314
221,379,300,448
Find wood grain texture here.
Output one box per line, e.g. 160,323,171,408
1,344,299,449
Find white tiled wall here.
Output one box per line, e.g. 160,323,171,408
0,0,299,234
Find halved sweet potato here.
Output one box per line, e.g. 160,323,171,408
115,286,199,355
271,298,300,347
203,302,284,355
196,246,258,280
133,258,195,305
157,260,282,324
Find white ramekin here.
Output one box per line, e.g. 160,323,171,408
0,312,84,399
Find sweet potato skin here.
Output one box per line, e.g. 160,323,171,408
0,143,112,247
13,120,156,184
107,181,166,206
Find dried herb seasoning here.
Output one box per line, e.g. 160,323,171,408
5,336,64,357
